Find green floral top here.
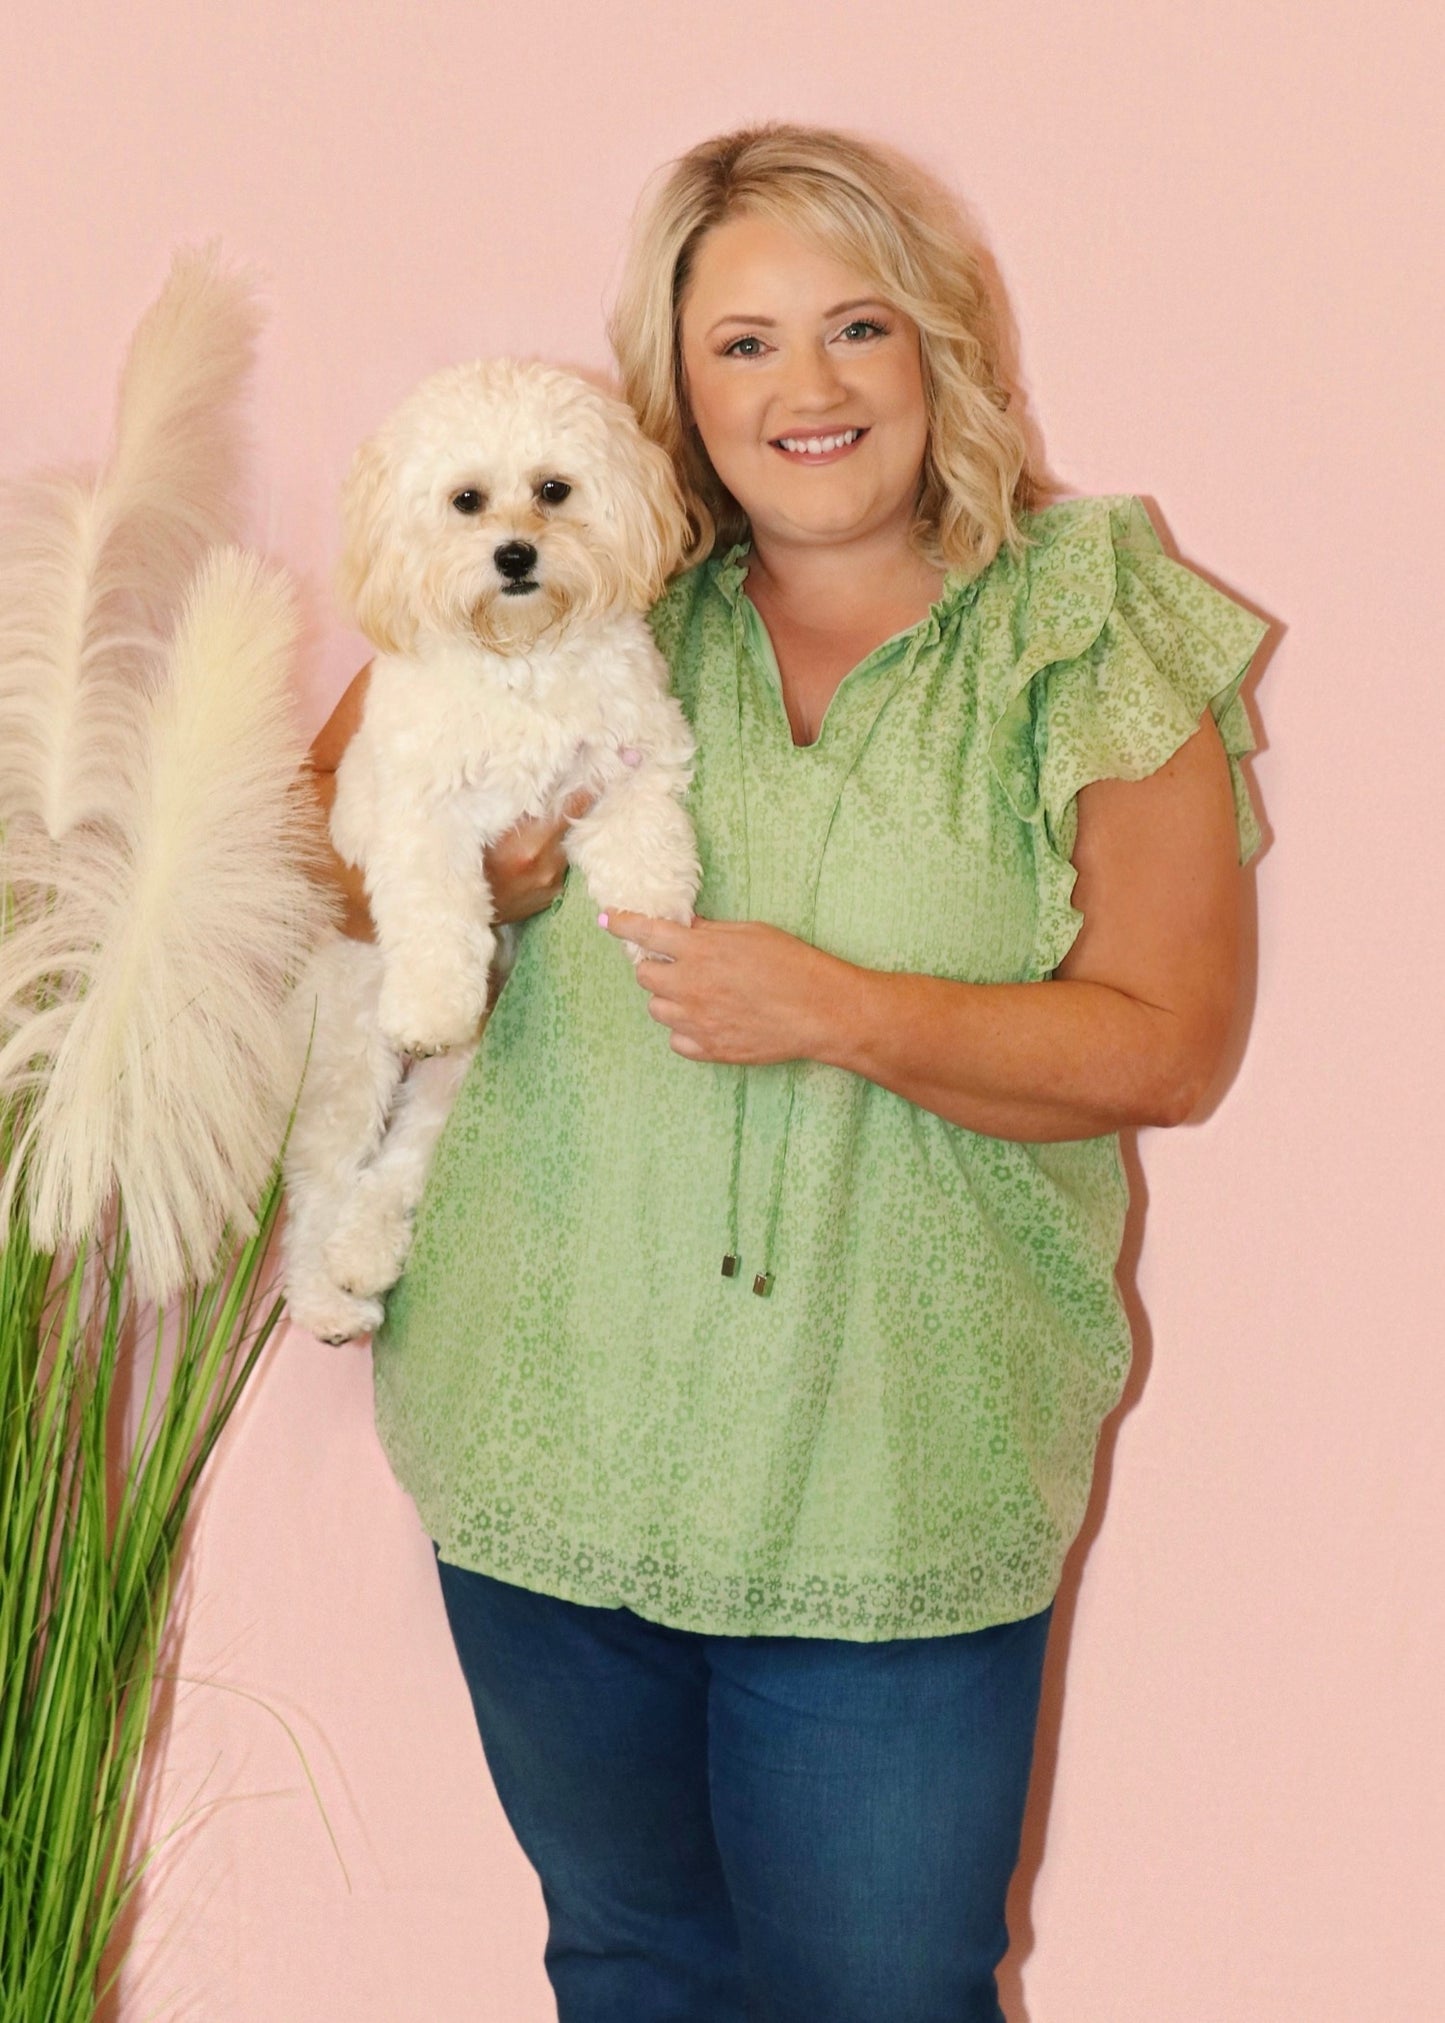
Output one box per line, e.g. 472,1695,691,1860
370,496,1266,1639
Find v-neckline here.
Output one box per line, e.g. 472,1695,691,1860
730,555,969,752
716,538,975,752
741,591,937,750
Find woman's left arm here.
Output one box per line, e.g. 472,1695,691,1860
604,711,1242,1142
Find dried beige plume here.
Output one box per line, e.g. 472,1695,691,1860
0,249,337,1299
0,243,261,843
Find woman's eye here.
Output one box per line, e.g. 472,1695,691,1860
451,489,485,515
839,319,888,342
722,335,766,358
538,478,572,505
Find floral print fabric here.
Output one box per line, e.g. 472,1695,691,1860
370,495,1266,1639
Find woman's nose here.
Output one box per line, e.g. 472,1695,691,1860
780,342,848,411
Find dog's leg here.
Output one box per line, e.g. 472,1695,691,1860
566,755,701,946
361,794,501,1058
283,1192,388,1345
323,1041,476,1300
282,938,406,1344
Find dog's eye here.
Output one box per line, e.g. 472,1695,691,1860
451,489,485,515
537,479,572,506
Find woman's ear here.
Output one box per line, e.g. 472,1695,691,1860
336,432,415,655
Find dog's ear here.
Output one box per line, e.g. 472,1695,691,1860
608,419,692,611
336,429,416,655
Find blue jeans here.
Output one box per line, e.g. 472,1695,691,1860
434,1547,1051,2023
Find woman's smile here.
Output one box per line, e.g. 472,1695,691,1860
770,425,869,463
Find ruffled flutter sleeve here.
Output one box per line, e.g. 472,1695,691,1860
986,496,1268,978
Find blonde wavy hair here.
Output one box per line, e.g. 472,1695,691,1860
608,122,1041,575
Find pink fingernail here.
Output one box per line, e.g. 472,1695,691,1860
597,911,609,928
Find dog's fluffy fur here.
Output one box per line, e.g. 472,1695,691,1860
283,359,700,1343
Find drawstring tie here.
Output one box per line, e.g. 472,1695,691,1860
720,1058,795,1297
721,1062,746,1278
720,586,953,1294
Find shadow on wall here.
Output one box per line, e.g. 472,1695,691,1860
998,1125,1155,2023
998,561,1278,2021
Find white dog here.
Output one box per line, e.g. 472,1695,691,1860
282,358,700,1345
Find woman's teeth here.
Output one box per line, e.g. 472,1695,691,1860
775,428,863,457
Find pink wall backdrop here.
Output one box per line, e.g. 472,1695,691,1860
5,2,1442,2017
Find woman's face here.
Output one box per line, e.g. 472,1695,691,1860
677,212,930,556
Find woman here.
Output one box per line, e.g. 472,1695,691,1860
309,124,1266,2023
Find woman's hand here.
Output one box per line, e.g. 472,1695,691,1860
599,913,850,1065
487,792,595,923
602,712,1245,1140
308,662,596,932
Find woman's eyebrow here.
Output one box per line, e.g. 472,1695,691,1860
704,299,891,340
705,314,778,335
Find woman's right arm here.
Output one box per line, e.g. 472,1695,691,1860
307,663,377,941
306,661,590,941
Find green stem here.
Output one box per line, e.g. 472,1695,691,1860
0,1134,293,2019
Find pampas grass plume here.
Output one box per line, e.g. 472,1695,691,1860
0,245,338,1299
28,551,334,1294
0,243,261,842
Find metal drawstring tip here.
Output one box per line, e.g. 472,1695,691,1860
752,1271,773,1297
721,1253,739,1278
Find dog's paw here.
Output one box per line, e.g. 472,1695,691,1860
286,1281,386,1345
377,970,487,1058
605,880,698,936
324,1189,415,1301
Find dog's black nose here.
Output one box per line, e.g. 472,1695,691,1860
493,540,538,581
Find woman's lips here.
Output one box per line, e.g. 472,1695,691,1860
769,426,868,465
